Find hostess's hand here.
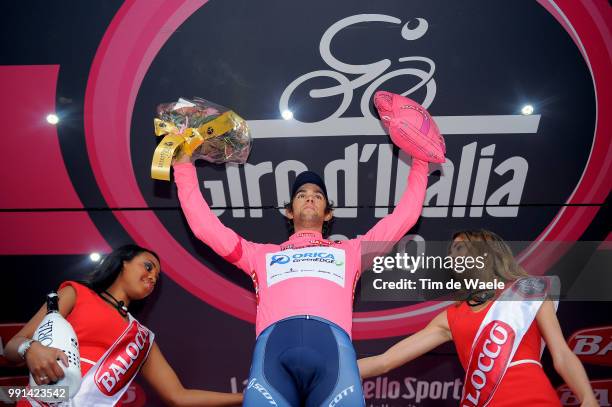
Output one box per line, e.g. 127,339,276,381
580,397,599,407
24,341,69,385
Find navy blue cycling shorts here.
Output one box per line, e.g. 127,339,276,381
243,316,365,407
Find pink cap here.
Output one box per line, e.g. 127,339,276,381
374,91,446,163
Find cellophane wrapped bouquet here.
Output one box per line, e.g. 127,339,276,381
151,97,251,180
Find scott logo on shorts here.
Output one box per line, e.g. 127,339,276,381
329,385,355,407
247,378,278,405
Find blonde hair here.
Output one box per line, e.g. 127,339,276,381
450,230,528,304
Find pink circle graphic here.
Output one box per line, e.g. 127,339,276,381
85,0,611,339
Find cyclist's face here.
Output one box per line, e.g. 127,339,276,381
287,183,332,224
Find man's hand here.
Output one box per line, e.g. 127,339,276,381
173,151,191,165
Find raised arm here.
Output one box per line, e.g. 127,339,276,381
173,161,255,273
536,301,597,407
358,158,428,244
358,310,451,379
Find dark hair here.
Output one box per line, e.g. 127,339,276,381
85,244,160,293
283,199,335,238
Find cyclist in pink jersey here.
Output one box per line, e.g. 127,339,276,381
172,90,439,407
173,153,428,406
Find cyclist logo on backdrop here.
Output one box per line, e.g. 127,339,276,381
280,14,436,120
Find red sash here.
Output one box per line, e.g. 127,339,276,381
460,277,558,407
26,316,154,406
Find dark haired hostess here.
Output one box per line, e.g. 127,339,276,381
6,244,243,406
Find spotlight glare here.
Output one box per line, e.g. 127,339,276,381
521,105,534,115
89,252,101,262
46,114,59,124
281,110,293,120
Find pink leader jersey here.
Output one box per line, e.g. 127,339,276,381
174,160,428,338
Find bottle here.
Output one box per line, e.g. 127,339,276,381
29,292,82,399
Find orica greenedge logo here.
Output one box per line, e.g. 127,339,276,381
269,252,344,267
